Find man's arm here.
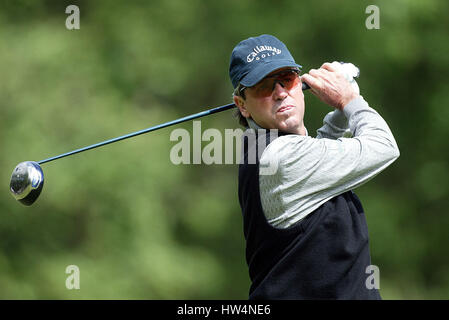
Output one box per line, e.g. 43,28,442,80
309,61,360,140
316,109,352,139
258,63,400,228
259,96,399,228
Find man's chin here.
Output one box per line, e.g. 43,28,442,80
277,119,301,134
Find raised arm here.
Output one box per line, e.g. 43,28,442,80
258,63,400,228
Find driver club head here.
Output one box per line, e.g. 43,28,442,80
10,161,44,206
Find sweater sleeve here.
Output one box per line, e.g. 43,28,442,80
316,109,352,139
259,96,400,228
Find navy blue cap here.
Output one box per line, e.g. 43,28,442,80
229,34,302,89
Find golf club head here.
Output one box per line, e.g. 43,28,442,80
302,62,360,90
10,161,44,206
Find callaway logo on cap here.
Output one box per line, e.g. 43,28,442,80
229,34,302,88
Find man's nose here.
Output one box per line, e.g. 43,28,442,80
272,81,288,99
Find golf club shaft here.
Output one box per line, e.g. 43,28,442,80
38,103,236,165
36,62,360,165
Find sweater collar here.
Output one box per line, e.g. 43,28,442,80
247,118,308,136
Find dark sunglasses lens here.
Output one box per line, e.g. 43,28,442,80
282,73,300,90
256,79,276,97
256,70,300,97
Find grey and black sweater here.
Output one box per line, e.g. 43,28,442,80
238,96,399,299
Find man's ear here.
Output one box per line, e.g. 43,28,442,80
233,95,250,118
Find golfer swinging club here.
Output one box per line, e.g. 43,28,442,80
230,34,400,299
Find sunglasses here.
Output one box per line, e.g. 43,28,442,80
239,69,301,98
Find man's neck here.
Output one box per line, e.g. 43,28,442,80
247,118,308,136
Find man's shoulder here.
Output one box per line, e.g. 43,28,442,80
263,134,313,158
258,134,316,174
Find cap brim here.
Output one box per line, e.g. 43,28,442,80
240,60,302,87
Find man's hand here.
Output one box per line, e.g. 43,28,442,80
301,62,359,110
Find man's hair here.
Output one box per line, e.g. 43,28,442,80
233,84,249,128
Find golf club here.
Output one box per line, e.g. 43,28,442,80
10,62,359,206
9,102,235,206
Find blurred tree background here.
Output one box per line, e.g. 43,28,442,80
0,0,448,299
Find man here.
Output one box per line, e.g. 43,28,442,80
230,34,399,299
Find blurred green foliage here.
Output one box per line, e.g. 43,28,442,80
0,0,448,299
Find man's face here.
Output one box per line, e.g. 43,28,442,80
234,67,306,135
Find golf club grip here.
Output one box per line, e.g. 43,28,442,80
38,103,236,165
301,62,360,91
